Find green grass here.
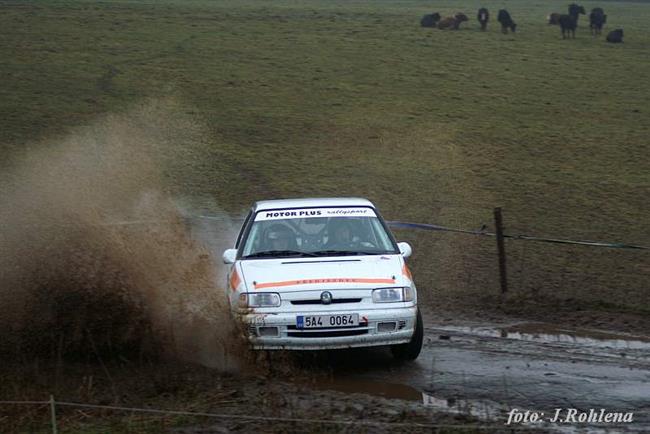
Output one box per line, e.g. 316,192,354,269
1,0,648,311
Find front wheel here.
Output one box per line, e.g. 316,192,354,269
390,308,423,361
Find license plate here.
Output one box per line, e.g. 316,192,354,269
296,314,359,329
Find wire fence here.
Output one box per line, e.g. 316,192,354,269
385,209,649,301
386,221,650,251
4,398,647,433
0,397,547,433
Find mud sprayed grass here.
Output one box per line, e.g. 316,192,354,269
1,0,649,310
0,362,478,433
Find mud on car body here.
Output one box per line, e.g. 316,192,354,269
222,198,423,360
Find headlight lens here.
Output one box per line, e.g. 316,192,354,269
372,287,414,303
238,292,281,308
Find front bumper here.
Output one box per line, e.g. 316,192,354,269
240,306,417,350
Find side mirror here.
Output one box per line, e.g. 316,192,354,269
222,249,237,264
397,242,412,258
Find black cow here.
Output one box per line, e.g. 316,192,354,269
558,14,577,39
589,8,607,36
606,28,623,43
548,13,561,25
477,8,489,31
421,12,441,28
568,4,586,25
497,9,516,34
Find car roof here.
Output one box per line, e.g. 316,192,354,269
252,197,375,212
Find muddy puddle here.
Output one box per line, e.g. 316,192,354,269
290,319,650,433
307,377,507,420
303,377,644,433
432,322,650,351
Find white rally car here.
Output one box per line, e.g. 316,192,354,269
222,197,423,360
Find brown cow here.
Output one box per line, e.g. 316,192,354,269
438,13,469,30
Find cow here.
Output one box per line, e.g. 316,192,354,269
548,13,561,25
589,8,607,36
455,13,469,28
558,14,577,39
421,12,441,28
438,13,469,30
606,28,623,43
568,3,586,25
497,9,516,34
477,8,490,31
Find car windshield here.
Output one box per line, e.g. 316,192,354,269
240,207,398,259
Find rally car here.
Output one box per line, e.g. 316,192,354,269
222,197,423,360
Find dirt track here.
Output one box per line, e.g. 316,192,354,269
291,314,650,433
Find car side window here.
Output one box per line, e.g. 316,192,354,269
235,210,253,248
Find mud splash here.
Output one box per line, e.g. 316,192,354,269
0,100,245,369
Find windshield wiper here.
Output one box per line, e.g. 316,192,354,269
243,250,318,259
311,250,353,256
311,250,392,257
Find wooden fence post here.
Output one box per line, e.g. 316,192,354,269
494,207,508,294
50,395,58,434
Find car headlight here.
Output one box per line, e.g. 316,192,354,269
238,292,281,308
372,287,414,303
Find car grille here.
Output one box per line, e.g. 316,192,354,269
286,329,369,338
290,298,362,305
286,323,369,338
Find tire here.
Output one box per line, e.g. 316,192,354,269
391,308,423,361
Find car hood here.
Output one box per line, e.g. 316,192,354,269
237,255,408,292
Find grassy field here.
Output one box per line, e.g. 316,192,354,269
1,0,649,312
2,361,479,433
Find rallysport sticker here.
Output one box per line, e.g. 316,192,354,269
254,277,396,289
255,207,377,221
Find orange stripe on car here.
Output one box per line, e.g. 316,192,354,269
229,268,241,292
254,277,396,290
402,264,413,281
